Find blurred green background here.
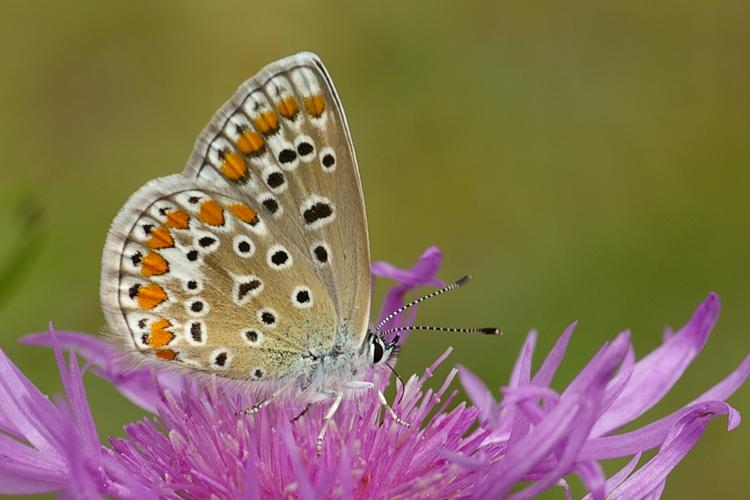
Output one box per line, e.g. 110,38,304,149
1,1,749,497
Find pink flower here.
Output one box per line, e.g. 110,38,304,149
1,247,747,498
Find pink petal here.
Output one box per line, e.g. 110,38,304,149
507,330,537,448
478,395,583,498
580,400,739,461
21,330,187,413
532,322,576,388
573,461,606,500
458,366,499,425
579,349,749,461
372,246,445,339
582,453,642,499
690,352,750,408
608,402,736,499
482,334,629,498
509,398,603,500
593,293,719,436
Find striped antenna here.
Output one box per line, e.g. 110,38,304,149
375,275,473,333
381,325,502,338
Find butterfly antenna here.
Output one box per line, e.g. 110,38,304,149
382,325,502,337
375,275,473,333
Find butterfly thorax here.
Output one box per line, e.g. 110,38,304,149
278,331,392,405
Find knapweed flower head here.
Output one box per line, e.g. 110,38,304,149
1,246,748,498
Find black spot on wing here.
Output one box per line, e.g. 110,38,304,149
303,203,333,225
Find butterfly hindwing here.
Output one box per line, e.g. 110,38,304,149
101,174,337,379
182,53,371,347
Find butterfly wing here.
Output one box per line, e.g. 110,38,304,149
181,53,371,347
101,53,370,380
100,174,337,380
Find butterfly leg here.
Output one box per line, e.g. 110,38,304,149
242,399,272,415
292,403,312,422
343,381,410,428
316,391,344,455
239,388,284,416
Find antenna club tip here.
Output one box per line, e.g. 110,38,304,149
480,327,502,336
455,275,472,287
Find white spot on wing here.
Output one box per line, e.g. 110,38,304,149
241,328,264,347
232,275,264,306
258,193,283,219
233,235,255,258
290,67,322,97
126,313,156,348
192,230,220,254
294,135,316,162
266,244,293,270
148,202,177,222
122,242,145,275
185,297,209,317
225,112,253,142
209,348,233,370
241,91,273,118
309,241,331,267
130,216,160,245
257,307,278,328
262,165,287,194
206,138,234,168
175,191,207,213
319,146,336,172
182,278,203,294
196,165,226,184
291,285,314,309
300,195,335,230
185,320,207,346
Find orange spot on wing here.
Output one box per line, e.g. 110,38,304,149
229,203,259,225
199,199,225,226
137,284,167,310
253,111,279,135
147,227,174,249
304,94,325,118
277,96,299,119
236,130,265,155
166,210,189,229
148,318,174,347
141,252,169,277
220,151,248,181
156,349,177,361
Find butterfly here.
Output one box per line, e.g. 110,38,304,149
101,52,498,452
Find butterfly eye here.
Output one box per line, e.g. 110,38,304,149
372,337,385,364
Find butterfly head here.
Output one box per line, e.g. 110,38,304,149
364,331,398,366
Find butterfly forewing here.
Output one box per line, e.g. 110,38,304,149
182,53,371,347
